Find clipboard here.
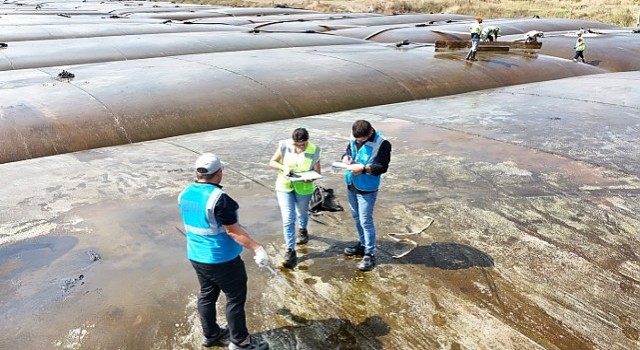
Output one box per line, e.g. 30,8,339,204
290,170,323,182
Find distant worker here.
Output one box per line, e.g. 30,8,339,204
573,31,586,63
524,30,544,43
466,16,483,61
178,153,270,350
481,25,500,42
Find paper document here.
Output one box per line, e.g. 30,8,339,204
290,170,323,182
331,161,349,169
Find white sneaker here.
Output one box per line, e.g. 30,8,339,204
228,336,269,350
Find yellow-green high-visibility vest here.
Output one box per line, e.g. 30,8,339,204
275,139,321,195
576,37,586,51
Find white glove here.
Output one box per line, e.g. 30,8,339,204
253,246,269,267
282,166,291,176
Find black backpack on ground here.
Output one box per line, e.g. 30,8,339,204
308,185,344,213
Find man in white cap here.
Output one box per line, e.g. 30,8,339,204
178,153,270,350
524,30,544,43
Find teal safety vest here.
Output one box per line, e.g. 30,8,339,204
345,131,386,192
178,183,242,264
275,139,321,195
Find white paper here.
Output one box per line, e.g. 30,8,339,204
290,170,323,182
331,161,349,169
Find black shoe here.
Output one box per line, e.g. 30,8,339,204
282,248,297,269
228,335,269,350
358,255,376,271
202,325,230,347
344,243,365,257
296,228,309,245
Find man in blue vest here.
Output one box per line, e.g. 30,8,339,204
178,153,270,350
341,120,392,271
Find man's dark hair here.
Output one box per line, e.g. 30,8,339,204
292,127,309,142
196,169,217,181
352,120,373,138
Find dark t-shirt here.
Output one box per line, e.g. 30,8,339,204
203,183,239,226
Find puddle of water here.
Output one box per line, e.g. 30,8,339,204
0,187,289,349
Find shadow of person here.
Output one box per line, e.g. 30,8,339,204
294,233,351,265
292,234,493,273
400,242,494,270
259,313,390,350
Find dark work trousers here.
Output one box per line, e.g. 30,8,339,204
190,256,249,345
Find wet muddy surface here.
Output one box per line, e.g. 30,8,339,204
1,72,639,349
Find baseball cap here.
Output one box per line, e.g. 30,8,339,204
195,153,224,175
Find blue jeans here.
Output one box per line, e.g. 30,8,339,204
276,190,312,250
470,34,480,52
347,190,378,255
